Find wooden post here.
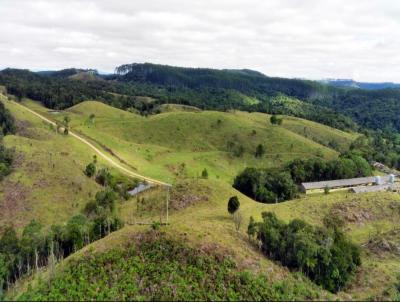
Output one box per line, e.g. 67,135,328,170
166,186,170,224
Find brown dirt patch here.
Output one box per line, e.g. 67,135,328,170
0,181,30,227
11,151,24,168
330,201,376,224
170,180,210,210
15,120,33,136
25,160,42,174
364,229,400,257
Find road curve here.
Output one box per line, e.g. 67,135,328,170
10,100,171,187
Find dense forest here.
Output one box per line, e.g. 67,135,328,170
113,63,400,131
248,212,361,292
2,63,400,133
2,63,400,169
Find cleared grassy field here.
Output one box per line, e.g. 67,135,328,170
24,100,357,184
0,98,122,230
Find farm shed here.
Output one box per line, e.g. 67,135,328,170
128,183,153,196
301,175,394,194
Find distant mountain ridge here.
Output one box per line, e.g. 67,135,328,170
321,79,400,90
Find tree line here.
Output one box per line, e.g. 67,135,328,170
0,102,15,180
0,199,123,296
0,66,382,133
0,158,141,296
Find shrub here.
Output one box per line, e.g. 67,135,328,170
270,115,283,125
227,196,240,214
201,168,208,179
255,144,265,158
84,162,96,177
96,168,112,186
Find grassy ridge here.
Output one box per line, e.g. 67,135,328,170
17,232,326,301
26,100,357,184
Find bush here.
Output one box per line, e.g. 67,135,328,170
201,168,208,179
227,196,240,214
255,144,265,158
96,168,112,186
270,115,283,125
84,162,96,177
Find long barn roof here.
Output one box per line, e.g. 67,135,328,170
301,175,391,190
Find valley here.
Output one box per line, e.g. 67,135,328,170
1,90,399,300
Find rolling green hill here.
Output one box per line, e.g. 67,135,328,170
8,178,400,300
23,100,357,184
2,97,399,301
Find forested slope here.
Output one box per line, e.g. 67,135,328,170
4,63,400,132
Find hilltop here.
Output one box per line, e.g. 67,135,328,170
35,100,356,183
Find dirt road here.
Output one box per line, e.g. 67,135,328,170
11,100,171,187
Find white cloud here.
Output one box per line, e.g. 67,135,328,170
0,0,399,81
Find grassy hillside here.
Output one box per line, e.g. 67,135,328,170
23,100,357,184
0,98,123,230
15,231,327,301
4,99,398,300
10,178,400,300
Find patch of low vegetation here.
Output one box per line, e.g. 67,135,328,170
84,157,139,200
17,232,324,301
169,180,210,211
365,228,400,257
248,212,361,292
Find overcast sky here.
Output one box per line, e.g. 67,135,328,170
0,0,399,82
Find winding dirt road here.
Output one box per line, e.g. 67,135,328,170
10,100,171,187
